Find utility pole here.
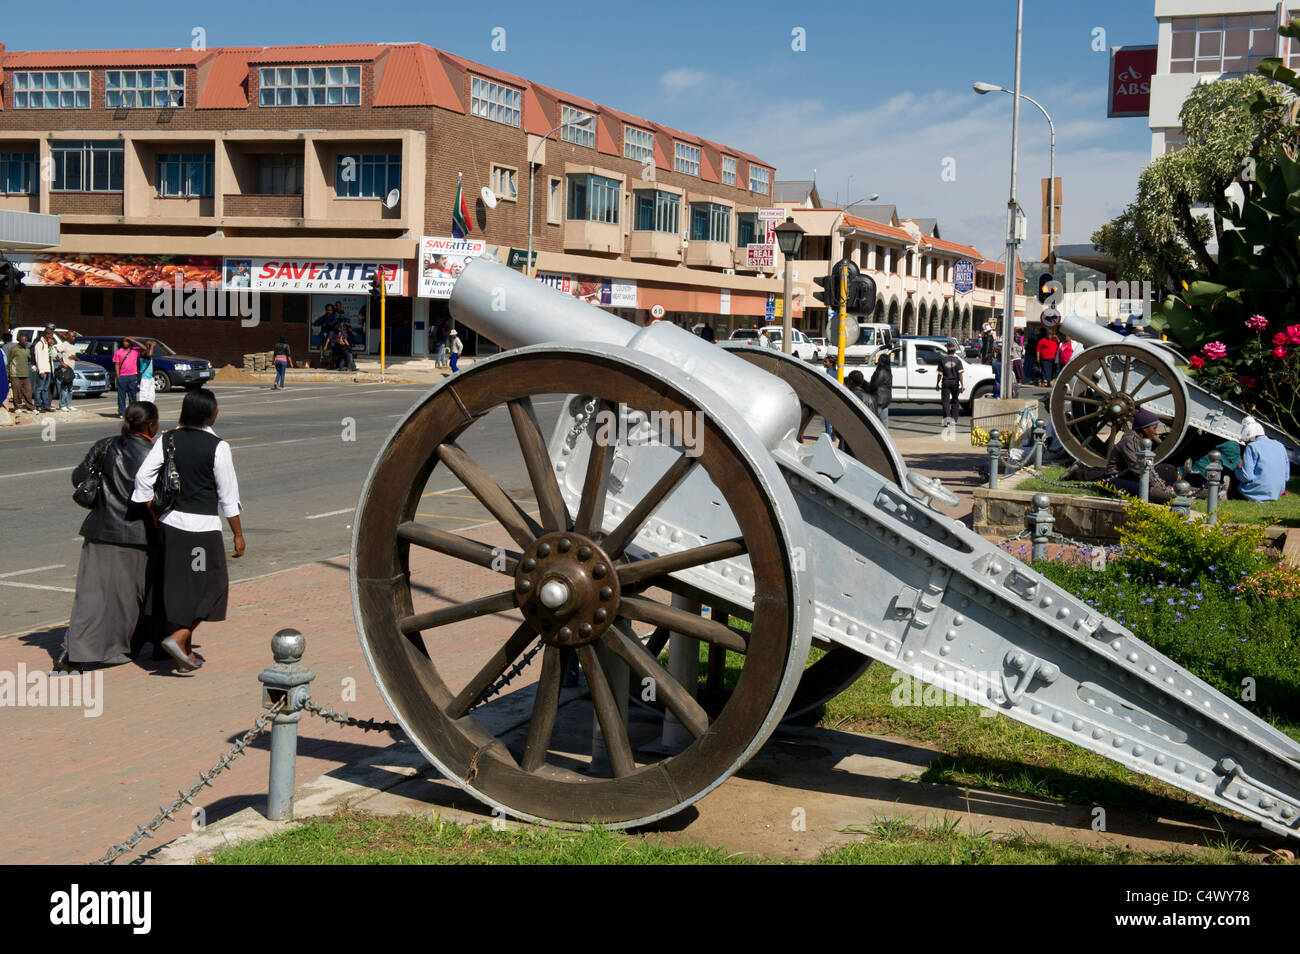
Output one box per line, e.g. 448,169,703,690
1000,0,1024,400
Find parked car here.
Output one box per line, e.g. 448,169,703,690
824,321,898,365
74,336,215,392
71,359,110,398
885,338,996,414
761,326,822,361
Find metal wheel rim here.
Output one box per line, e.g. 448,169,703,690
351,345,809,827
722,343,893,715
1050,344,1189,468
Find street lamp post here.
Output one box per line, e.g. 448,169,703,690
973,81,1056,266
526,114,597,279
973,0,1026,399
774,217,805,355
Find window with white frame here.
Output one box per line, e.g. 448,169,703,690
690,202,730,243
561,106,596,148
157,153,213,197
1169,14,1276,74
50,140,124,192
491,163,518,200
674,142,700,176
721,156,737,186
12,71,90,108
749,165,770,195
470,76,521,127
633,190,680,234
335,153,401,198
624,126,654,163
548,176,562,222
567,173,620,224
0,153,37,194
106,70,185,108
258,65,361,106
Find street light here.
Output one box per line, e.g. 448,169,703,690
774,217,805,355
844,193,880,208
526,113,597,279
972,80,1055,265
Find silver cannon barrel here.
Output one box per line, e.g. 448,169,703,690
450,255,801,450
351,255,1300,837
1053,316,1300,467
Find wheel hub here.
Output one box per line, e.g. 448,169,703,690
514,531,619,647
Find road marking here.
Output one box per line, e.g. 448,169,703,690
0,581,75,593
0,564,64,578
0,466,74,480
306,507,355,520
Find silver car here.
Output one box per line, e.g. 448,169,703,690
71,359,109,398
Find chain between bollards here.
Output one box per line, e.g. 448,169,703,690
258,629,316,822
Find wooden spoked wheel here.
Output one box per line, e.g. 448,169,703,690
1050,344,1189,468
351,347,808,827
723,344,901,716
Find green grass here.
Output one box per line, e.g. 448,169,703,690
1192,477,1300,526
203,809,1271,865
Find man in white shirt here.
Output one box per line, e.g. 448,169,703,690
54,330,78,412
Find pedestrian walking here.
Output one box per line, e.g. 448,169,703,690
448,328,463,372
131,388,244,672
55,330,78,411
758,328,771,349
1036,330,1060,386
868,350,893,429
272,336,291,390
6,334,35,411
1010,336,1024,383
113,337,143,417
33,326,56,412
979,324,994,364
58,402,161,670
135,338,157,404
435,321,450,368
938,340,964,425
1056,335,1074,368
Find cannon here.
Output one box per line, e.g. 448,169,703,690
1050,316,1300,469
350,256,1300,838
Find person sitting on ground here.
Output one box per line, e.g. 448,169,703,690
1180,438,1241,491
1103,408,1177,503
1233,417,1290,501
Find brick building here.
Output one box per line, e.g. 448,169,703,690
0,41,782,365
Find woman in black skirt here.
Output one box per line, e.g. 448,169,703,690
132,388,244,671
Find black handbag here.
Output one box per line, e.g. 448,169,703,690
152,431,181,512
72,438,111,509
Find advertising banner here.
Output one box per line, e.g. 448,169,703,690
309,294,368,354
8,252,222,289
536,273,636,309
230,258,402,294
418,236,487,298
746,244,775,269
1108,45,1156,118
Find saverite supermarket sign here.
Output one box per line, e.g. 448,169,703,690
239,258,404,294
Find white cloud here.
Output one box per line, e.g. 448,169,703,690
659,68,708,94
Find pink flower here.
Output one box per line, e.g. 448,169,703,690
1201,341,1227,360
1275,332,1290,347
1188,355,1205,370
1246,314,1269,332
1238,375,1257,388
1274,346,1289,359
1287,324,1300,346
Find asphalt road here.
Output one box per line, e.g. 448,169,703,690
0,381,557,637
0,379,980,638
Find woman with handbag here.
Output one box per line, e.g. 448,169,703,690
58,401,160,670
131,388,244,671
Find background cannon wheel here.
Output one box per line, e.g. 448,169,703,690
352,346,809,827
722,344,901,717
1050,343,1189,468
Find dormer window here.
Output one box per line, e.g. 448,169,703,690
12,71,90,109
106,70,185,108
470,76,521,127
258,66,361,106
674,143,700,177
561,105,596,148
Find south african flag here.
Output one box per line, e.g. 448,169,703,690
451,174,472,238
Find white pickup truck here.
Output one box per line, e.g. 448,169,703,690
728,326,822,361
825,319,898,365
881,339,996,413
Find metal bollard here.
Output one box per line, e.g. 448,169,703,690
1205,449,1223,525
1137,438,1154,503
1032,419,1047,470
987,429,1002,490
1027,492,1054,563
258,629,315,821
1172,480,1193,517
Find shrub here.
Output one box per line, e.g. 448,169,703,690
1118,498,1267,586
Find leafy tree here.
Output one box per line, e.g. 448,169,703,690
1091,74,1289,287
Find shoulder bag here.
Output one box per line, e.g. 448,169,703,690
152,431,182,513
72,438,113,509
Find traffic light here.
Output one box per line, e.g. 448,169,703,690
846,273,876,317
1036,272,1061,306
0,259,22,294
813,274,840,310
814,258,862,311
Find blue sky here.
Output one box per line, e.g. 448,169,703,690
4,0,1161,256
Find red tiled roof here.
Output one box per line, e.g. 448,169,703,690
373,45,460,110
195,48,258,110
2,48,209,68
920,236,983,261
247,44,383,64
841,214,915,244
